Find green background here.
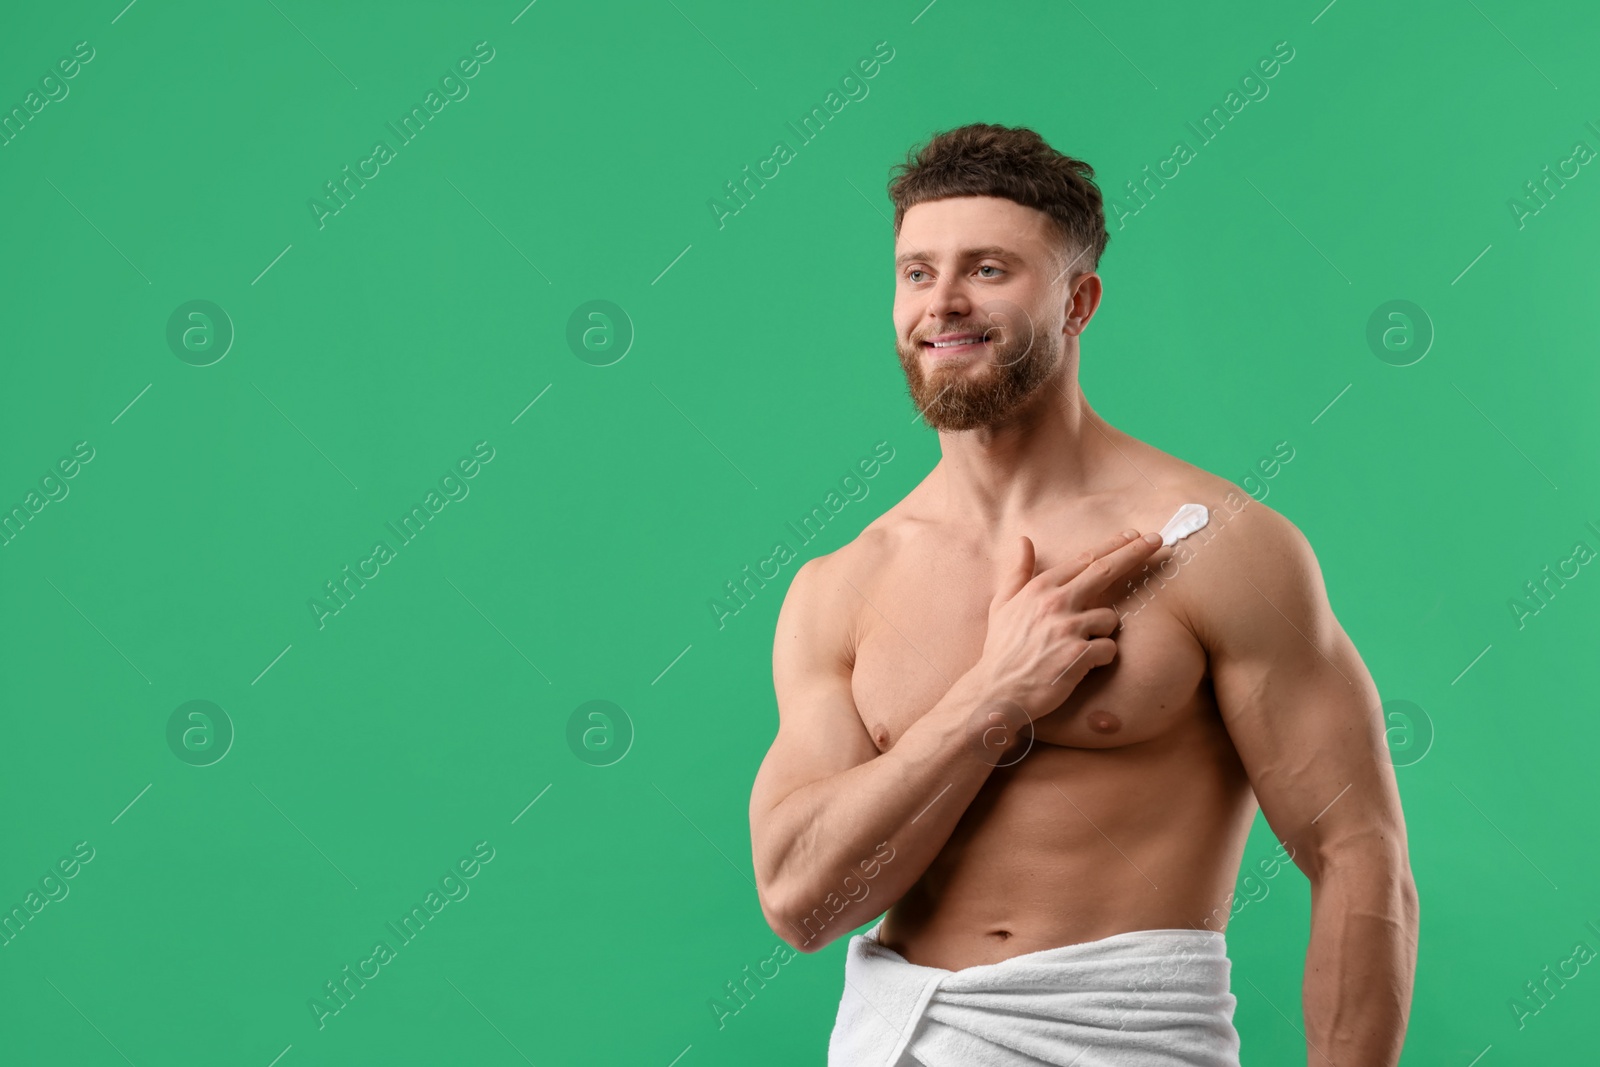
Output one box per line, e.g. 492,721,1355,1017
3,0,1597,1063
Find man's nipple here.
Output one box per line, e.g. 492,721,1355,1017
1087,710,1122,734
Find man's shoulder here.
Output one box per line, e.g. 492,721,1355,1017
1181,489,1313,578
1159,479,1325,651
786,504,914,608
1114,438,1306,556
775,484,932,659
798,464,937,576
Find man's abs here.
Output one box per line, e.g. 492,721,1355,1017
875,710,1258,970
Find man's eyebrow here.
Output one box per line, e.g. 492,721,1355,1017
894,245,1019,267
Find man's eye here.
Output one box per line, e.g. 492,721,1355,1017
907,269,927,282
977,265,1002,278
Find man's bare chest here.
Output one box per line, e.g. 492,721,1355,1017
848,533,1212,753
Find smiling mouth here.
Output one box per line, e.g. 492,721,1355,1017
921,331,993,354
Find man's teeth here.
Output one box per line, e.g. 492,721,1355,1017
929,337,984,348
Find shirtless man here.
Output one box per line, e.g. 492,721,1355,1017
748,124,1418,1065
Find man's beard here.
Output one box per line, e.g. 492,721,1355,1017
898,311,1061,432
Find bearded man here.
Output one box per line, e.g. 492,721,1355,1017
748,123,1418,1066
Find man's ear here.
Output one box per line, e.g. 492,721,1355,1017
1064,271,1103,336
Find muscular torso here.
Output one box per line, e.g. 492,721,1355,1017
843,465,1259,970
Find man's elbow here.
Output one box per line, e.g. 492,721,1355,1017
1310,838,1420,923
759,885,818,953
784,926,830,954
1375,861,1420,953
1302,822,1407,878
1397,863,1420,930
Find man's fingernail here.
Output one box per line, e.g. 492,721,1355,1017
1143,532,1162,546
1122,529,1138,539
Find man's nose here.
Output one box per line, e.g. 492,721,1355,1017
926,275,973,320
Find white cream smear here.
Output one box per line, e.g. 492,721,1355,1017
1158,503,1209,547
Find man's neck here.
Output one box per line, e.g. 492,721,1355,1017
931,370,1127,529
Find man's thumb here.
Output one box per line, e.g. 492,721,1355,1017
994,536,1036,605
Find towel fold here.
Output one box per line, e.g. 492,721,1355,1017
827,921,1241,1066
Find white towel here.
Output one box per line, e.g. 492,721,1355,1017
827,920,1241,1066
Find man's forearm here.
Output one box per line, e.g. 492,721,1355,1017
757,671,1019,952
1302,850,1420,1066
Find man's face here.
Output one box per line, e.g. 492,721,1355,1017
893,196,1077,432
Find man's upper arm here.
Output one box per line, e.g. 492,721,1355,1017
1190,496,1410,877
749,554,879,856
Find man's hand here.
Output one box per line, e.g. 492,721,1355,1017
971,529,1163,725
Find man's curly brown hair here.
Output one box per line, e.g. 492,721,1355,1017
887,123,1110,277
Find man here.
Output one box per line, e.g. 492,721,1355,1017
747,123,1418,1065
